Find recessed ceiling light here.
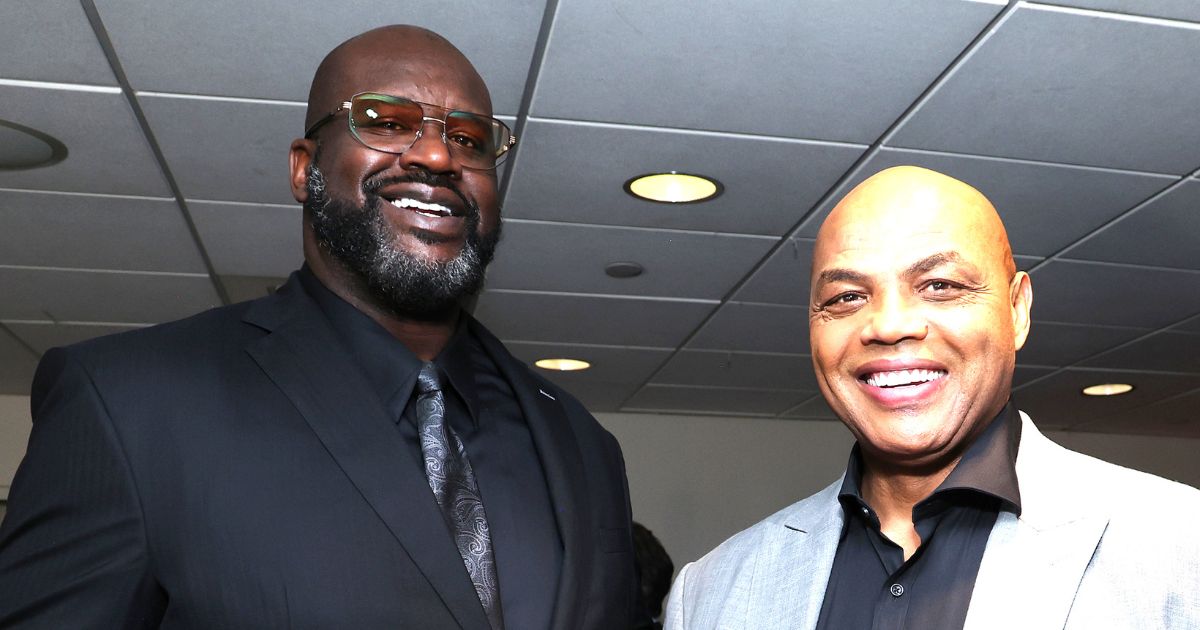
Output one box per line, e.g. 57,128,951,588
1082,383,1134,397
624,171,723,204
0,119,68,171
605,261,644,278
535,358,591,372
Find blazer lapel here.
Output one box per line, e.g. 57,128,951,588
965,415,1108,630
750,480,844,629
468,317,592,630
242,277,490,630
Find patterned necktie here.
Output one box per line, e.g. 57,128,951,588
414,362,504,630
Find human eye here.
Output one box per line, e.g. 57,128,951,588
819,291,866,315
448,131,483,150
920,279,966,300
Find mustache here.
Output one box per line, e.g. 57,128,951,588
363,171,477,219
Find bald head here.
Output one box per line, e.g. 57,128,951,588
816,166,1016,281
305,25,491,131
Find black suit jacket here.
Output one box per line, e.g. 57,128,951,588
0,273,637,629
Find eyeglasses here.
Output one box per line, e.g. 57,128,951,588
304,92,517,170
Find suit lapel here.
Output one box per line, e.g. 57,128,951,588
468,317,593,630
965,415,1108,630
243,277,490,630
750,480,844,629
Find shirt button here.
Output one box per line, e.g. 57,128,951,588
861,507,870,515
890,584,905,597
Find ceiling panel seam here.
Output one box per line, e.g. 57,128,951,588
525,116,870,148
484,288,719,304
503,217,779,239
1022,1,1200,28
614,2,1022,412
495,0,563,211
0,323,40,359
1012,309,1200,393
875,145,1179,179
1026,174,1195,275
79,0,230,305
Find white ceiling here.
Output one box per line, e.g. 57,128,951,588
1,0,1198,437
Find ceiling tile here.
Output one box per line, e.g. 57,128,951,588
486,221,774,299
687,303,809,354
474,291,715,347
93,0,545,113
220,275,289,305
1013,368,1200,429
533,0,1002,142
4,322,146,355
0,327,39,396
502,341,672,387
141,95,303,205
781,394,839,420
1172,315,1200,334
1028,260,1200,328
652,349,817,391
0,85,170,196
0,0,116,85
795,148,1174,254
1019,321,1152,367
1063,179,1200,270
504,119,863,235
0,268,220,324
0,190,204,273
891,4,1200,174
190,201,303,277
623,384,811,417
733,239,814,306
1040,0,1200,22
1081,330,1200,373
1013,365,1058,388
1069,388,1200,438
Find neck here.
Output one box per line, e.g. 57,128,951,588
306,247,460,362
859,453,961,561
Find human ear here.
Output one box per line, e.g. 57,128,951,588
1010,271,1033,351
289,138,316,203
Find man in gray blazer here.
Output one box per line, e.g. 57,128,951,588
665,166,1200,629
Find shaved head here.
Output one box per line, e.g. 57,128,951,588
305,25,491,131
816,166,1016,281
808,165,1032,472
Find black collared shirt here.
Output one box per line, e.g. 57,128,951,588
298,267,562,630
815,404,1022,630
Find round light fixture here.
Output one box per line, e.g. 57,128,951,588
0,119,68,170
1082,383,1134,397
535,358,591,372
624,171,723,204
605,261,644,278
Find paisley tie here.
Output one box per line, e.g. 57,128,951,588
414,362,504,630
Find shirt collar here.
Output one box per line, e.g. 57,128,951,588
297,265,480,427
838,402,1023,515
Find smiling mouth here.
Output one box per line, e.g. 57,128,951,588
389,197,456,218
862,369,947,388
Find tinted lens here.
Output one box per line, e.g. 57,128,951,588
349,95,423,152
445,111,504,168
348,93,512,169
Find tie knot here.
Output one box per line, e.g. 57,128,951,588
416,362,442,395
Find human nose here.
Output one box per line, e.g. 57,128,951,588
859,289,928,346
399,117,458,175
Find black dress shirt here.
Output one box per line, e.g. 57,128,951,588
815,404,1022,630
299,267,562,630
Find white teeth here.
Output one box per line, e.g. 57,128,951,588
391,197,452,217
864,369,946,388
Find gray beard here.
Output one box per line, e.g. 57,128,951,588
305,162,500,321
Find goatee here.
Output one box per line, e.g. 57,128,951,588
305,161,500,321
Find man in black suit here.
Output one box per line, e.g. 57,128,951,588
0,25,637,629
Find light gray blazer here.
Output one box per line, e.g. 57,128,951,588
665,413,1200,629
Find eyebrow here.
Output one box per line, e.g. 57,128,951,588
814,251,976,287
